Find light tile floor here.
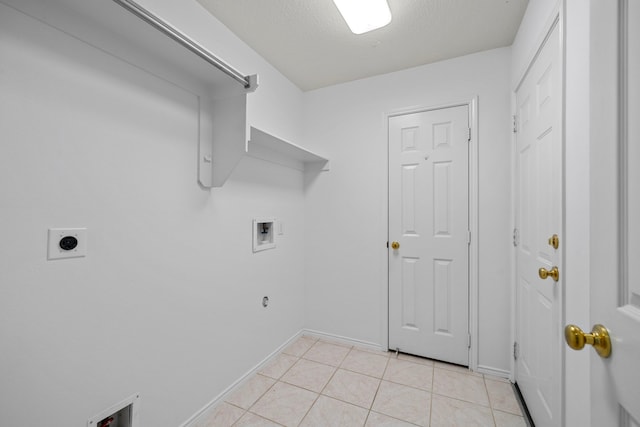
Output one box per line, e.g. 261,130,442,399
197,335,527,427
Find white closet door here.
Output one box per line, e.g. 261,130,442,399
388,105,469,365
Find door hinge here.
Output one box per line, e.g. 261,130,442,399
513,228,519,247
468,334,472,349
468,127,471,142
513,115,518,133
513,341,519,360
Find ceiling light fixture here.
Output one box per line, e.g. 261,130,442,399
332,0,392,35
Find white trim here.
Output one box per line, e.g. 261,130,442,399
386,99,476,118
180,330,304,427
559,5,567,426
511,3,566,423
510,3,563,387
513,2,563,93
384,97,480,371
476,365,511,380
380,108,391,353
182,326,512,427
182,329,388,426
618,0,629,306
468,96,480,372
302,329,388,353
509,90,517,384
510,3,563,376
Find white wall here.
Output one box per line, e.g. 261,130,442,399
0,1,307,425
302,47,513,373
0,0,593,424
511,1,591,425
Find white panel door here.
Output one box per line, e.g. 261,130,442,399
588,1,640,425
388,105,469,365
514,21,562,427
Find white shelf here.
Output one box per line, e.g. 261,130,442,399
5,0,329,186
248,127,330,172
4,0,259,188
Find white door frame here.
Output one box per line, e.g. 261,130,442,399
510,3,591,425
513,15,564,424
384,97,479,371
589,0,640,424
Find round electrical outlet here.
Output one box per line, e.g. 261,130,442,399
59,235,78,251
262,296,269,307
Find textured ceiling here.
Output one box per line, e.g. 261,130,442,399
196,0,528,91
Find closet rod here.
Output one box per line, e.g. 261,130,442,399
112,0,254,89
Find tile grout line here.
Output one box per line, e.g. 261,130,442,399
242,377,279,425
363,350,390,425
428,363,435,427
367,352,390,410
296,341,353,426
482,374,499,427
428,365,494,407
362,350,427,425
225,402,248,427
341,348,392,375
295,389,321,426
485,378,525,416
239,336,314,427
285,337,322,426
224,338,524,427
266,353,302,381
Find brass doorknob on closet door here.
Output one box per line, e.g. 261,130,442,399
538,266,559,282
391,241,400,250
548,234,559,249
564,324,612,358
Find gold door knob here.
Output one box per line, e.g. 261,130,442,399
391,241,400,250
538,266,559,282
564,324,611,358
548,234,559,249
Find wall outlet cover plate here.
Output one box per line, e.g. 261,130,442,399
48,228,87,260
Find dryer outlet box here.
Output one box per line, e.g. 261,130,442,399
48,228,87,260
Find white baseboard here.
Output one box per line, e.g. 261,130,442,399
302,329,386,353
476,364,512,380
181,329,388,426
182,329,513,425
180,330,305,427
182,329,513,426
